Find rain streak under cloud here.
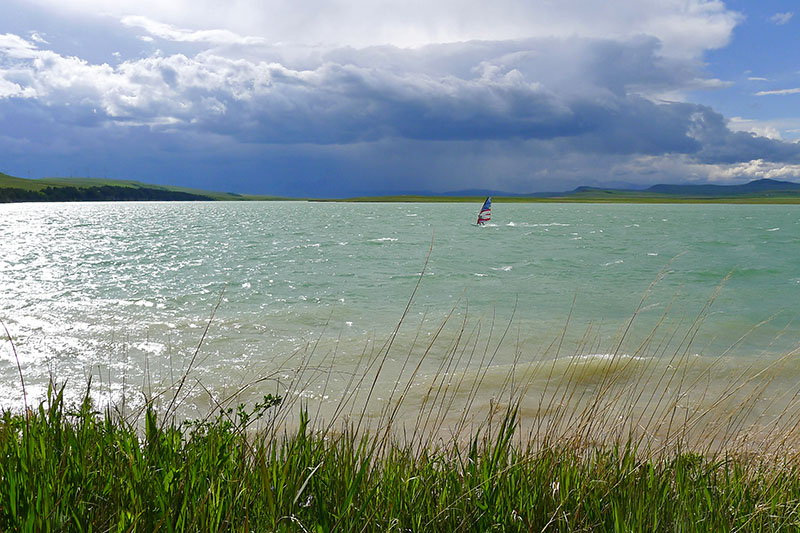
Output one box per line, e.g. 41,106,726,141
2,0,800,196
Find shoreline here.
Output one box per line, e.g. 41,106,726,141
4,172,800,204
3,192,800,204
314,195,800,204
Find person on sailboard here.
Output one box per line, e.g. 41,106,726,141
477,197,492,225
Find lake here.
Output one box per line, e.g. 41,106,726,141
1,201,799,442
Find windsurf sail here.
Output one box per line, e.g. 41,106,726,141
477,196,492,225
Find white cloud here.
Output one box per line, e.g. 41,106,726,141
748,76,768,81
120,16,266,45
771,12,794,25
28,32,49,44
728,116,783,140
707,159,800,181
616,155,800,185
0,78,33,98
0,33,39,59
755,87,800,96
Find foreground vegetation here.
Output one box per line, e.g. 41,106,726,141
3,384,800,532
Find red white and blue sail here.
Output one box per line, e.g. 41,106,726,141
477,197,492,225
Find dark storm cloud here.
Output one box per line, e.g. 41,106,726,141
3,23,800,194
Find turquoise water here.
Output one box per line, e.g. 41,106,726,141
1,201,799,423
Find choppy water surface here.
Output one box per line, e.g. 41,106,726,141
1,201,799,435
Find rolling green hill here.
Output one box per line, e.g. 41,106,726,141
0,172,52,191
0,173,285,202
559,179,800,203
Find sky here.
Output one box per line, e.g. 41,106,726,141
2,0,800,197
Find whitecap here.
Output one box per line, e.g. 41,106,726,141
133,341,164,355
371,237,398,242
576,353,647,362
491,266,513,271
767,227,780,232
602,259,623,267
579,353,618,361
506,222,516,226
647,252,658,256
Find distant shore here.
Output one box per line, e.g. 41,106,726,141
317,194,800,204
4,188,800,204
3,172,800,204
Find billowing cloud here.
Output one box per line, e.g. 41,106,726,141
728,117,784,140
2,0,799,196
707,159,800,181
0,34,732,144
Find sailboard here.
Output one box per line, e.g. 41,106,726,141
476,196,492,225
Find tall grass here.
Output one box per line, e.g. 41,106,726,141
3,263,800,530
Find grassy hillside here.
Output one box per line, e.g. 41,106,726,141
37,177,274,201
0,173,286,202
0,172,52,191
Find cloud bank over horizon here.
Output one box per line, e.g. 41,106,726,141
2,0,800,196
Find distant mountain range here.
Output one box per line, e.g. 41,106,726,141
570,178,800,198
436,178,800,199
